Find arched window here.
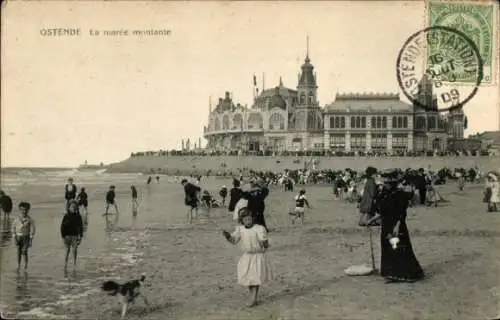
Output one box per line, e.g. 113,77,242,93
356,117,361,128
371,117,376,128
392,116,397,129
248,113,263,129
269,113,285,130
397,116,403,129
295,111,306,130
382,117,387,128
376,117,382,129
222,115,230,130
308,91,314,104
335,117,340,128
307,113,315,129
403,117,408,128
361,117,366,128
300,94,306,104
233,114,243,129
351,117,355,128
340,117,345,128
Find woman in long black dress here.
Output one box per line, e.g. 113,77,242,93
368,174,424,283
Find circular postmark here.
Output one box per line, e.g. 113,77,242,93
396,26,483,112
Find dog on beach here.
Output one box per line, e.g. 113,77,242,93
101,274,150,318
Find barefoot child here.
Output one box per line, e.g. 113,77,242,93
76,188,88,225
222,209,272,307
104,185,119,215
12,202,36,272
289,189,311,225
60,200,84,271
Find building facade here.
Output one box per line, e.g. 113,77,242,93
203,49,463,154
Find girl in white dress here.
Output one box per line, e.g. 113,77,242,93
222,209,273,307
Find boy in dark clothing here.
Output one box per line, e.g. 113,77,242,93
181,179,201,224
0,190,13,219
76,188,88,224
61,200,84,270
64,178,77,210
104,185,119,216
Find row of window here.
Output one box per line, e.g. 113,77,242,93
213,115,443,131
328,133,409,147
329,116,409,129
414,116,446,130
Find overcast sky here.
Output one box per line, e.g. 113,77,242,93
2,1,499,167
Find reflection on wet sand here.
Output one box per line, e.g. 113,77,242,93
1,217,13,247
15,272,29,300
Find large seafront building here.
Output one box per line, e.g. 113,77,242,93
203,48,465,154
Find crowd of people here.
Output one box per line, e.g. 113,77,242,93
0,177,142,273
178,164,499,304
0,163,498,309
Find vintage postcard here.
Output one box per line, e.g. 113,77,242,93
1,1,500,320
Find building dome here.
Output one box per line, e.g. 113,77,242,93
269,87,287,110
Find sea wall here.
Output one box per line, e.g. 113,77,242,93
106,155,499,176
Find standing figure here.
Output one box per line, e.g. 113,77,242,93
289,189,311,225
358,167,378,226
228,179,244,217
0,190,13,219
64,178,77,210
201,190,213,214
147,176,152,185
60,200,84,271
12,202,36,272
219,186,228,207
76,188,89,225
104,185,119,215
457,172,465,191
486,173,500,212
368,175,424,283
181,179,201,224
222,209,272,307
244,179,269,231
131,186,139,218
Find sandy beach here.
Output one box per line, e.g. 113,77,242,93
0,168,499,319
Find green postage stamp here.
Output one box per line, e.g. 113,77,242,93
428,1,497,85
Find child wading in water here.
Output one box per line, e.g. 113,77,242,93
60,200,84,271
12,202,36,272
76,187,88,225
222,209,272,307
131,186,139,218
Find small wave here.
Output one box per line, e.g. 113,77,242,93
95,169,107,175
16,307,69,319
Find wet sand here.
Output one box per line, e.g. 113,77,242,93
1,176,499,319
